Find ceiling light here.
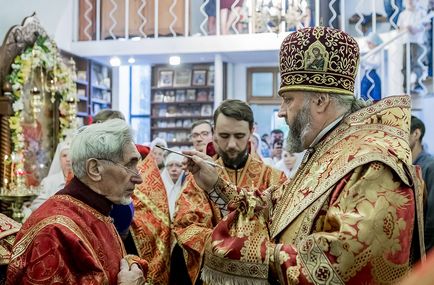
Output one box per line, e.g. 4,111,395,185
128,57,136,64
110,56,121,66
169,56,181,65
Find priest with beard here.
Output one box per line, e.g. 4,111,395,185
172,99,286,284
184,27,425,285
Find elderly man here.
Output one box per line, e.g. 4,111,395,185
184,27,424,284
7,119,146,284
190,120,213,153
173,99,285,284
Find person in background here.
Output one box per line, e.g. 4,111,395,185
22,141,72,220
185,27,424,284
161,151,186,221
270,128,284,144
190,120,213,153
266,129,284,164
204,0,216,35
398,0,427,95
150,137,168,170
263,138,283,167
410,115,434,253
173,99,285,284
7,119,146,284
220,0,245,34
94,109,126,122
261,133,271,157
384,0,404,26
250,132,263,160
275,149,302,179
360,32,383,101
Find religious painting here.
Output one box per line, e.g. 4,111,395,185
173,69,192,87
158,70,174,87
304,41,329,72
192,70,207,86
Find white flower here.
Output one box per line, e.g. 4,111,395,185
12,99,24,112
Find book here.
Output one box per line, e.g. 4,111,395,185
201,104,213,116
175,90,186,102
154,91,164,102
166,106,177,116
197,90,208,102
158,106,167,117
186,89,196,101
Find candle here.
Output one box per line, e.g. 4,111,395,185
2,155,7,187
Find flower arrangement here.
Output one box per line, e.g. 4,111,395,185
5,35,77,188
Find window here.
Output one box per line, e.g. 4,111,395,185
130,65,151,144
247,67,281,104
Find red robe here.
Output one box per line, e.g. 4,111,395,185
173,154,286,283
7,178,126,285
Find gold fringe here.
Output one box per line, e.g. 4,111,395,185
278,85,354,96
201,266,270,285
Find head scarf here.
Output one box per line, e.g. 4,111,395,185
161,151,185,220
48,141,70,176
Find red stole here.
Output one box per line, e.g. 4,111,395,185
130,153,171,284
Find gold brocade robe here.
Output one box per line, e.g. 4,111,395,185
0,214,20,266
202,95,425,285
173,154,285,283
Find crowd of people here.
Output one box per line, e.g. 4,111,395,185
1,25,434,285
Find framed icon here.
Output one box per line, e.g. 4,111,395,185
174,69,192,87
192,69,207,86
158,70,174,87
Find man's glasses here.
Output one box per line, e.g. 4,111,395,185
190,131,210,139
98,159,141,177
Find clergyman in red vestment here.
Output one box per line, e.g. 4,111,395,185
183,27,425,285
7,119,147,284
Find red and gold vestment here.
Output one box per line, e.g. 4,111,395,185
7,178,126,285
202,96,425,285
130,153,172,284
173,154,285,283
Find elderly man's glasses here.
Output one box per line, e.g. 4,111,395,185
98,159,141,177
190,131,210,139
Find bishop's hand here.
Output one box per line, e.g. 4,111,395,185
182,149,219,192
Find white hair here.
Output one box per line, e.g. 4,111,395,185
70,119,134,178
150,137,168,149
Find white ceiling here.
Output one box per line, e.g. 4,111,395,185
70,33,286,66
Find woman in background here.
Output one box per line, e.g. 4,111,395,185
23,142,72,220
161,151,186,221
275,149,302,179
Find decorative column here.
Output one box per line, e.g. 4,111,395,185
0,82,13,190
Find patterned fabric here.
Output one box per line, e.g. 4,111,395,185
173,154,285,283
202,96,425,284
130,153,171,285
0,214,20,265
279,26,359,96
6,195,125,284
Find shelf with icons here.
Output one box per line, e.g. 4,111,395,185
150,63,215,147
